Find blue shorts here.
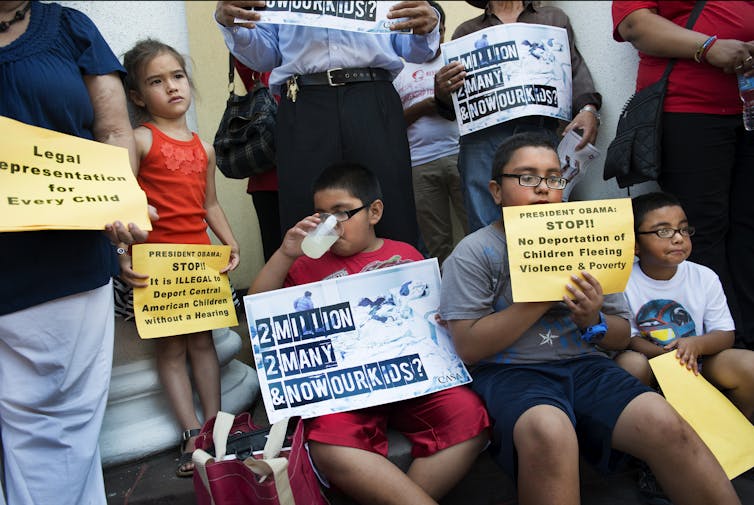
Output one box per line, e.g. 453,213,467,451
471,355,652,477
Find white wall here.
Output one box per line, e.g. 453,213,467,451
57,1,659,289
549,0,660,199
56,1,198,130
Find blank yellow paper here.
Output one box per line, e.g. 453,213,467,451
650,352,754,479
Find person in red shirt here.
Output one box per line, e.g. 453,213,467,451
120,39,240,478
234,60,282,262
613,1,754,350
250,161,489,505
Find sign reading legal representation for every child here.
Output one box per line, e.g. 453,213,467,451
503,199,634,302
243,259,471,423
132,244,238,339
240,1,411,33
441,24,572,136
0,115,151,232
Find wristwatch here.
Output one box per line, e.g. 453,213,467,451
580,312,607,343
579,104,601,126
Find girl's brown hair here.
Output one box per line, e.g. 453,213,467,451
122,39,194,114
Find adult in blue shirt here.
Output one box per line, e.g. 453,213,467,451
215,1,440,248
0,2,149,504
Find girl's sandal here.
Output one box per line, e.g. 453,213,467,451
176,428,201,478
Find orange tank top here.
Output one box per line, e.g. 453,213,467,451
137,123,210,245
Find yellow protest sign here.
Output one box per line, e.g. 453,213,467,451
503,198,634,302
132,244,238,339
650,352,754,479
0,115,151,231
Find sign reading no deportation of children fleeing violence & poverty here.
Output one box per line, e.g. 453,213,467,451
0,115,151,232
243,259,471,423
504,198,634,302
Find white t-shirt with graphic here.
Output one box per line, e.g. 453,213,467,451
625,258,735,346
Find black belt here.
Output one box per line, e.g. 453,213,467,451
294,67,392,87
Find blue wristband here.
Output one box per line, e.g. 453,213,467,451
580,312,607,343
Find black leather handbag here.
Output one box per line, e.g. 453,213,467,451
213,54,277,179
603,1,706,188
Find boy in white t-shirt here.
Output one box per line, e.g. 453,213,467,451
618,191,754,421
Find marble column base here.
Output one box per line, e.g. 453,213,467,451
99,318,259,468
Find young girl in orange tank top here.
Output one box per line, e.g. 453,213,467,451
120,39,240,478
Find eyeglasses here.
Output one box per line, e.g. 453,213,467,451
320,204,369,223
496,173,568,190
636,226,696,239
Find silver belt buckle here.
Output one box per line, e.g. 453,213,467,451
326,68,345,86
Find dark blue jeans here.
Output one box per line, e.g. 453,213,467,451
659,112,754,348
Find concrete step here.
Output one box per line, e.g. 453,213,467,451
104,401,754,505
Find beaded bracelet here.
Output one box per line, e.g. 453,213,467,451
694,35,717,63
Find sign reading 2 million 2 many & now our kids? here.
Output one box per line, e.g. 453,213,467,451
244,259,471,423
239,1,411,33
442,23,573,136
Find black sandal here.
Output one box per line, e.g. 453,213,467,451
176,428,201,478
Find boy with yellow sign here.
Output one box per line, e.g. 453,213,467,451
619,191,754,421
439,132,741,505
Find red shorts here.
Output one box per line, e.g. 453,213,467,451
304,386,490,458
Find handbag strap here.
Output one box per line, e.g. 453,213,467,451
264,416,292,459
227,53,236,93
190,410,235,505
245,457,295,505
660,1,707,81
212,411,234,460
193,449,218,505
192,415,297,505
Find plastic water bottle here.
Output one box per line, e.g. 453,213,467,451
301,215,340,259
738,73,754,131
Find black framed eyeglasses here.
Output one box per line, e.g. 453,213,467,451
637,226,696,239
320,204,369,223
496,173,568,190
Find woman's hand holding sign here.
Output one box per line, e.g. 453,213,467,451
435,61,466,106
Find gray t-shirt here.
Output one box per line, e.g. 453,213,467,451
439,224,631,365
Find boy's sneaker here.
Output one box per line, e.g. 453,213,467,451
637,461,672,505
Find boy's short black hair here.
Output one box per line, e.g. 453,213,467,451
631,191,683,232
428,1,446,26
312,161,383,205
491,131,558,180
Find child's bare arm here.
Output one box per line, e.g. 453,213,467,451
204,146,240,272
447,301,553,364
669,330,735,374
598,315,631,350
118,252,149,288
628,334,667,358
249,214,321,294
